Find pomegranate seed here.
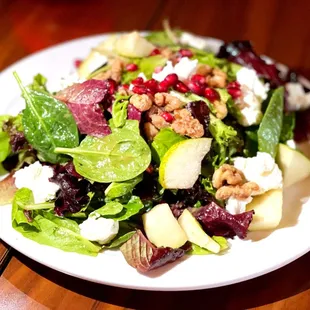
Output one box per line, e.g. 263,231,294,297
125,63,138,72
154,66,163,73
105,79,117,95
162,112,174,123
179,49,193,58
164,73,179,87
174,81,189,93
146,164,154,174
74,59,82,68
204,87,220,102
150,48,160,56
191,74,206,86
131,77,144,85
122,84,129,89
144,79,158,94
228,88,242,99
188,81,204,95
132,85,147,94
227,81,241,89
158,81,169,92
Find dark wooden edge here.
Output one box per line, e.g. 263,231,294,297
0,240,12,276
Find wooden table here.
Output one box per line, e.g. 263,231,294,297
1,1,310,309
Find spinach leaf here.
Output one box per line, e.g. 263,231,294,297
258,87,284,158
243,128,259,157
14,72,79,164
92,201,124,217
105,231,136,249
109,119,140,134
188,236,228,255
111,196,144,221
151,128,186,163
105,174,143,199
12,188,101,256
28,73,49,94
55,127,151,183
280,112,295,143
112,94,130,128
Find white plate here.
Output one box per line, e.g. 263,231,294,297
0,34,310,291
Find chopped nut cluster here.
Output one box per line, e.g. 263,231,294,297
150,114,169,129
196,64,227,88
154,93,184,111
171,109,204,138
144,122,159,140
212,164,260,200
93,58,124,83
130,94,153,112
213,99,228,120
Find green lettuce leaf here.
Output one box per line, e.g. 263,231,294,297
188,236,228,255
28,73,49,94
112,94,130,128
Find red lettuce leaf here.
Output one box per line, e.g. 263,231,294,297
120,230,185,273
0,172,17,205
127,103,142,121
191,202,254,239
55,79,116,137
217,40,283,87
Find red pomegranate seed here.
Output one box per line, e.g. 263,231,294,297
146,164,154,174
144,79,158,94
132,85,147,94
158,81,169,92
188,81,204,95
131,77,144,85
227,81,241,89
179,49,193,58
150,48,161,56
204,87,220,102
191,74,206,86
154,66,163,73
162,112,174,123
105,79,117,95
74,59,82,68
164,73,179,87
122,84,129,89
174,81,189,93
228,88,242,99
126,63,138,72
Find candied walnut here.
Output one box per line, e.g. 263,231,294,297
213,100,228,120
144,122,158,140
206,68,227,88
196,64,213,76
151,114,169,129
171,109,204,138
93,58,123,83
118,86,131,96
129,94,152,112
154,93,184,112
160,47,174,59
215,182,260,200
212,164,245,189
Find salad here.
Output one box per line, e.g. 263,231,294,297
1,27,310,274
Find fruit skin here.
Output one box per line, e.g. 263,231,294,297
159,138,212,189
178,209,220,253
246,189,283,231
142,203,188,249
115,31,155,58
276,143,310,188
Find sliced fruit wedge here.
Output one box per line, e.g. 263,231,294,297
159,138,212,189
276,143,310,188
142,203,188,249
178,209,220,253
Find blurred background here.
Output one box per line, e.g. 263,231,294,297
0,0,309,74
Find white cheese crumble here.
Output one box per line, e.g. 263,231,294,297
152,57,198,82
225,197,253,215
180,32,209,50
14,161,60,204
286,82,310,111
237,67,269,100
233,152,283,194
79,216,119,245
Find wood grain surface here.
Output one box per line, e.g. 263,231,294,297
0,1,309,309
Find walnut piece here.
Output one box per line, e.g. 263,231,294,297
212,164,245,189
129,94,152,112
93,58,123,83
151,114,169,129
154,93,184,112
171,109,204,138
215,182,260,200
196,64,213,76
213,100,228,120
144,122,158,140
206,68,227,88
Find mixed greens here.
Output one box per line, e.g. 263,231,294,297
1,26,310,274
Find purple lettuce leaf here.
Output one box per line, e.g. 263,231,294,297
191,202,254,239
50,162,91,216
186,101,211,136
120,230,185,273
217,40,283,87
55,79,116,137
127,103,142,121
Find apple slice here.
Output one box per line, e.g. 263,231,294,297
178,209,220,253
246,189,283,231
159,138,212,189
276,143,310,188
142,203,188,248
115,31,155,58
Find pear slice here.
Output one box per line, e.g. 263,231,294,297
276,143,310,187
78,50,108,79
142,203,188,249
246,189,283,231
159,138,212,189
115,31,155,58
178,209,220,253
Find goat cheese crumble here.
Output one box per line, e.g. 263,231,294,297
79,216,119,245
152,57,198,81
14,161,60,204
286,82,310,111
180,32,209,50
